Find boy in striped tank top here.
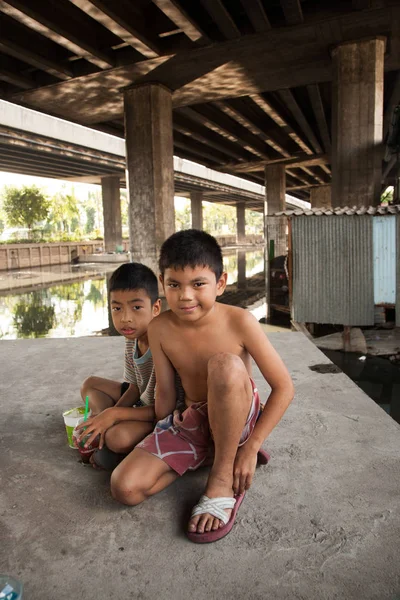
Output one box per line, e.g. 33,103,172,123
76,263,168,470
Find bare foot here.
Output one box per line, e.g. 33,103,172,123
89,451,105,470
188,473,235,534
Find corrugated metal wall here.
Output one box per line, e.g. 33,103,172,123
373,216,396,304
292,215,374,325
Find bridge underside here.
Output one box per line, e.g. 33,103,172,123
1,0,399,263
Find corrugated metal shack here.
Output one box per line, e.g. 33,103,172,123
275,205,400,327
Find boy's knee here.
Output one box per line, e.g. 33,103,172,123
81,375,95,397
110,469,144,506
105,426,127,453
208,353,246,389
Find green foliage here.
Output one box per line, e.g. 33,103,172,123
0,219,5,236
175,199,191,231
48,189,79,234
3,185,50,233
85,206,96,233
203,202,236,235
13,291,55,338
246,210,263,235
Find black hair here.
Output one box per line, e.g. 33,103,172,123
109,262,159,305
159,229,223,280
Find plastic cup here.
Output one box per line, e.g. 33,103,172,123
0,575,23,600
72,416,99,463
62,407,91,449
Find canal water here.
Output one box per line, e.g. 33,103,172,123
322,349,400,426
0,248,265,339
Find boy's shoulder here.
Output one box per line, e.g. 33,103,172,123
148,310,173,331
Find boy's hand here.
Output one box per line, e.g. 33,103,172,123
233,445,258,495
75,408,118,449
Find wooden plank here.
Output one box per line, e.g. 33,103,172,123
68,0,160,57
178,106,268,159
251,94,313,155
278,88,323,154
239,0,271,32
290,321,314,340
0,38,72,80
173,117,249,161
200,0,240,39
0,68,34,90
280,0,304,25
152,0,208,42
307,83,331,153
0,0,113,69
214,101,288,157
220,153,329,173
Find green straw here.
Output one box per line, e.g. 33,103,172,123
84,395,89,422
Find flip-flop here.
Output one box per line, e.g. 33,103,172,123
257,448,270,465
187,493,245,544
90,447,125,471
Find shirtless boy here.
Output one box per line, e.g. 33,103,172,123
111,230,294,543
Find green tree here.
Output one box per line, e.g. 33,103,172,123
49,190,79,234
3,185,50,235
85,206,96,234
175,199,191,231
13,291,55,338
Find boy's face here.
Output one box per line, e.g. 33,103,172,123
161,265,227,322
110,288,160,340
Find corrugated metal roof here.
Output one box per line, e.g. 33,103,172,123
275,205,400,217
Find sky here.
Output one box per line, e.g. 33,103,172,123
0,171,189,208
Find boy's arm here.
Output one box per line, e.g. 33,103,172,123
148,318,177,421
114,383,140,407
234,311,294,494
76,404,155,449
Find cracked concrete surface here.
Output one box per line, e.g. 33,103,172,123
0,333,399,600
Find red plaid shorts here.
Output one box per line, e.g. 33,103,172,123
137,378,261,475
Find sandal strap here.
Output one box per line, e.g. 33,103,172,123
190,495,236,525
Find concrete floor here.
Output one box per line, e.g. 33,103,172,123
0,333,399,600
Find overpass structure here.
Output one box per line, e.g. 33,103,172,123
0,0,399,267
0,100,306,250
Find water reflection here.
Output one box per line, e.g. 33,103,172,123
0,276,108,339
13,291,55,338
323,350,400,425
0,249,266,339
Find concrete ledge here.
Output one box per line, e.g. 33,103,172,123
0,333,399,600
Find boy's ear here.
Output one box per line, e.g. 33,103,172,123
216,272,227,297
159,274,164,288
152,298,162,317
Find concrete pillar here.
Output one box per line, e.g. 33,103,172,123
124,83,175,273
101,175,122,253
310,185,332,209
236,202,246,244
191,191,203,230
264,164,286,256
237,250,247,290
331,37,385,208
265,164,285,215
